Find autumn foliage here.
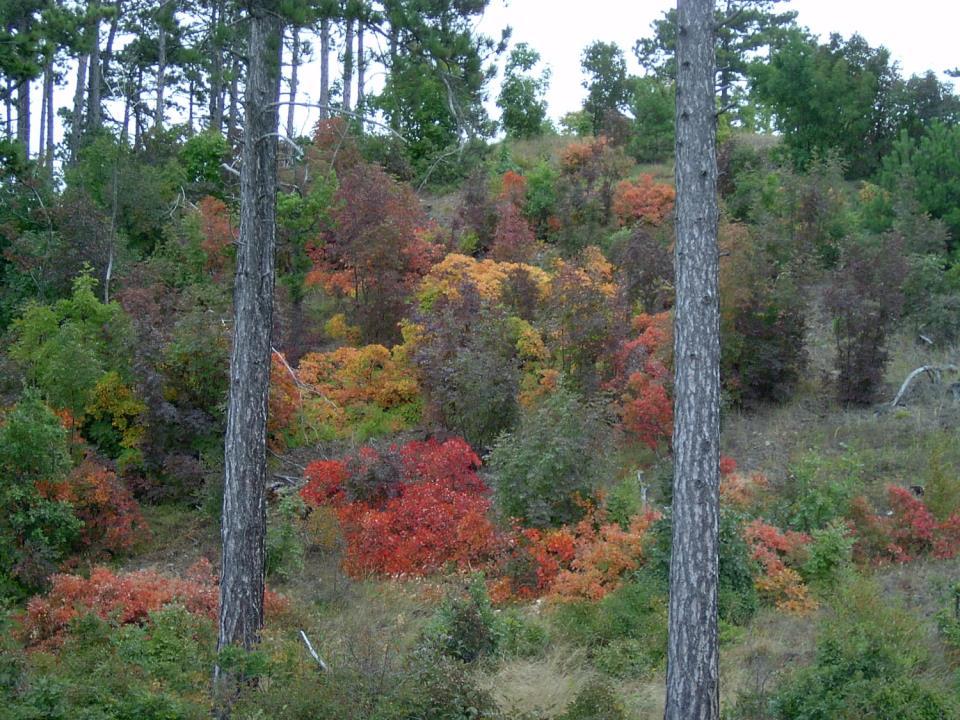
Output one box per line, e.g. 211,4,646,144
37,455,146,557
21,559,287,649
300,438,499,576
744,519,817,613
848,485,960,564
611,175,676,226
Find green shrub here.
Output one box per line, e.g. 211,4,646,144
265,490,307,582
0,389,81,594
489,387,612,527
558,678,627,720
772,578,955,720
777,452,862,533
423,575,501,664
801,522,854,590
497,608,549,659
551,572,667,674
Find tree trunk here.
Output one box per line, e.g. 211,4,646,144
664,1,720,719
357,21,365,129
45,64,54,174
155,23,167,129
286,27,299,138
227,53,240,142
342,17,354,112
318,17,330,119
87,3,102,132
38,69,47,160
217,0,283,670
70,54,89,161
208,0,225,132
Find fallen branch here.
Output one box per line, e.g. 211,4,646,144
299,630,329,672
889,364,959,408
271,348,338,409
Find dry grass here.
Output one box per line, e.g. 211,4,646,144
480,647,592,718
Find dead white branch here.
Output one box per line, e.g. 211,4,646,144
889,364,959,408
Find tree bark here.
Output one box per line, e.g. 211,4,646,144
664,1,720,720
208,0,225,132
87,2,102,132
44,63,54,174
286,27,299,138
155,21,167,129
217,0,282,669
17,79,30,154
356,20,365,130
70,53,89,161
342,17,354,112
318,17,330,119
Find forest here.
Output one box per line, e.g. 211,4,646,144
3,0,960,718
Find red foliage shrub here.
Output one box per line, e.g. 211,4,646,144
37,455,146,557
300,438,498,577
744,519,816,613
611,175,676,226
499,170,528,208
608,313,673,449
848,485,960,564
490,202,538,263
198,196,234,276
21,560,287,649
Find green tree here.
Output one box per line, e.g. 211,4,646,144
750,31,901,178
628,76,675,162
9,272,133,417
634,0,796,115
581,40,631,134
881,122,960,243
0,389,82,594
497,42,550,139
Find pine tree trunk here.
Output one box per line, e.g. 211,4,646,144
664,1,720,719
155,24,167,129
227,53,240,142
318,17,330,119
342,17,354,112
286,27,299,138
38,69,47,160
217,0,282,667
70,53,88,161
87,3,102,132
357,22,365,131
45,64,54,174
208,0,225,132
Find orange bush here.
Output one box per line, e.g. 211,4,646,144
612,175,676,226
743,519,816,613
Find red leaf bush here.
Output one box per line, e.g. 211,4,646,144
21,559,287,649
300,438,499,577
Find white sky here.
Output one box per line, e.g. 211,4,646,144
21,0,960,154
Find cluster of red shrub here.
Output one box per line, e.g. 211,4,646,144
300,438,663,602
37,455,146,558
301,438,500,576
849,484,960,564
21,559,287,649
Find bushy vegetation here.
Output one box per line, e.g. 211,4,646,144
3,2,960,717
